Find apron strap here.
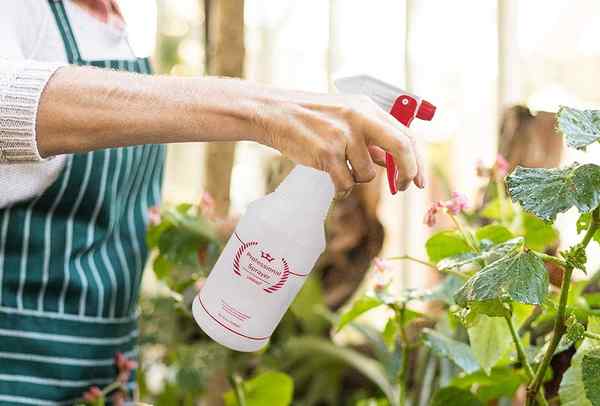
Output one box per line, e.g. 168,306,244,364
48,0,83,64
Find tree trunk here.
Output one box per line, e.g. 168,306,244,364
203,0,245,217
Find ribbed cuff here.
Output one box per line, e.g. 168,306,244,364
0,60,66,163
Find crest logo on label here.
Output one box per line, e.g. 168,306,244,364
261,251,275,262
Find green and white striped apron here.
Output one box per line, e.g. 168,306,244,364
0,1,165,403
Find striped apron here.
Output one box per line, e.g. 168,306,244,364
0,1,165,403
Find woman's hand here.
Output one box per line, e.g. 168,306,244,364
249,89,424,196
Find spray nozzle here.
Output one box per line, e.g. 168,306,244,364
334,75,437,195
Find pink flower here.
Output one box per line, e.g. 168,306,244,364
372,257,392,290
115,352,137,385
373,257,391,273
495,154,509,178
443,192,469,215
147,206,161,226
423,193,469,227
83,386,103,403
200,192,216,219
423,202,441,227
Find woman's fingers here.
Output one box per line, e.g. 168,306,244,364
347,139,376,183
368,145,387,167
326,158,355,198
362,116,418,191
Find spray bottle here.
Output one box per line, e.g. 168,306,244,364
192,75,436,351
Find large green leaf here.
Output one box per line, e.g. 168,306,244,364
560,316,600,406
291,275,327,334
422,329,480,374
223,371,293,406
455,248,548,308
430,387,484,406
507,164,600,222
426,230,472,263
437,237,523,273
467,314,513,375
337,296,384,332
558,106,600,150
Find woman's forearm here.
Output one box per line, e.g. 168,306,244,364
36,66,263,157
36,64,423,194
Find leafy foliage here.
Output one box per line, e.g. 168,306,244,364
455,246,548,310
425,230,471,262
558,106,600,150
560,317,600,405
422,329,480,374
507,163,600,222
223,371,294,406
467,314,513,375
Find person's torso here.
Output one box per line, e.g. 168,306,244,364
0,1,165,403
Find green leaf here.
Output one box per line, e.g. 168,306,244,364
426,230,472,263
560,316,600,406
437,237,523,273
430,387,484,406
507,164,600,222
521,212,559,251
467,314,513,375
455,249,548,308
582,350,600,405
223,371,293,406
557,106,600,150
476,224,514,244
422,329,480,374
337,296,383,332
480,198,515,221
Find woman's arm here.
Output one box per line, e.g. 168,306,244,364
37,66,423,194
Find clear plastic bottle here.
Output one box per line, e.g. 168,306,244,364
193,165,334,352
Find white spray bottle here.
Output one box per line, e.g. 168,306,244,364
193,75,436,352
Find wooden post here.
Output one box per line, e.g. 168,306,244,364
203,0,245,217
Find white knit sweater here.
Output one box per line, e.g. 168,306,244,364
0,0,138,208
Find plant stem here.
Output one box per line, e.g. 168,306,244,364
386,255,469,280
228,373,247,406
450,215,479,253
395,305,410,406
532,251,568,269
505,315,548,406
527,207,600,405
387,255,437,269
506,315,535,379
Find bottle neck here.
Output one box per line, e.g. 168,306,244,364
271,165,335,221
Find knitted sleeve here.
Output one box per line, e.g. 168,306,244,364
0,59,64,163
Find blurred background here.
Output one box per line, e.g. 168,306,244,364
115,0,600,404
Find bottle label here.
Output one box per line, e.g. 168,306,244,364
233,232,307,293
197,228,313,341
